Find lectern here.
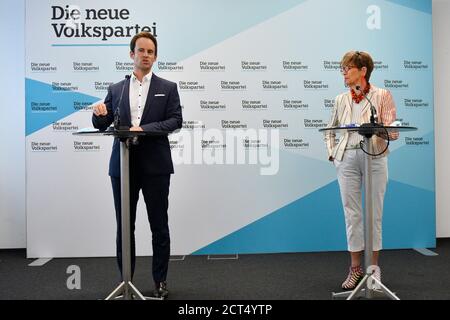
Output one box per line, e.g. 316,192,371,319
319,124,417,300
74,127,169,300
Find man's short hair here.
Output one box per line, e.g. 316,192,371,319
130,32,157,56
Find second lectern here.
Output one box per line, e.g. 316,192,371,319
320,123,417,300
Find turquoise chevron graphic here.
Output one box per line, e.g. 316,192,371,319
383,180,435,249
389,131,435,192
26,78,100,136
147,0,307,63
385,0,431,14
193,180,346,255
193,179,435,254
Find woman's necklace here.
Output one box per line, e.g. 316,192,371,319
350,83,370,103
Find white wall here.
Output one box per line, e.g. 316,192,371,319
0,0,26,248
433,0,450,237
0,0,448,249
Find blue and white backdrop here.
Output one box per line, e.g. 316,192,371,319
25,0,435,257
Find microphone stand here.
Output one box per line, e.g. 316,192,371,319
105,75,155,300
114,75,139,147
114,75,131,132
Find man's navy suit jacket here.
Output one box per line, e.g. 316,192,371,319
92,73,183,177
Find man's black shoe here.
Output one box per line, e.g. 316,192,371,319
153,281,169,299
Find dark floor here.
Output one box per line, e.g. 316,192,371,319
1,239,449,300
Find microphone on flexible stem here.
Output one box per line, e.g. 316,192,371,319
114,75,131,131
119,74,139,146
356,85,378,124
356,85,380,138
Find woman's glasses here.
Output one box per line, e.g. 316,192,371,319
340,65,357,73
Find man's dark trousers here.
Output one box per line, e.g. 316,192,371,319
111,166,171,283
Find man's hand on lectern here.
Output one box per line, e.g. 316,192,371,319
130,126,143,132
93,103,108,116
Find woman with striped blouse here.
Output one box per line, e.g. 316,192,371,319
324,51,399,290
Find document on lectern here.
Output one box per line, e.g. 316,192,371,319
76,127,100,134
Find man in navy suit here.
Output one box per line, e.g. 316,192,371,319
92,32,182,299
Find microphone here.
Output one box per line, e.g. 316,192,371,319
114,75,131,130
356,85,378,124
131,135,139,146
